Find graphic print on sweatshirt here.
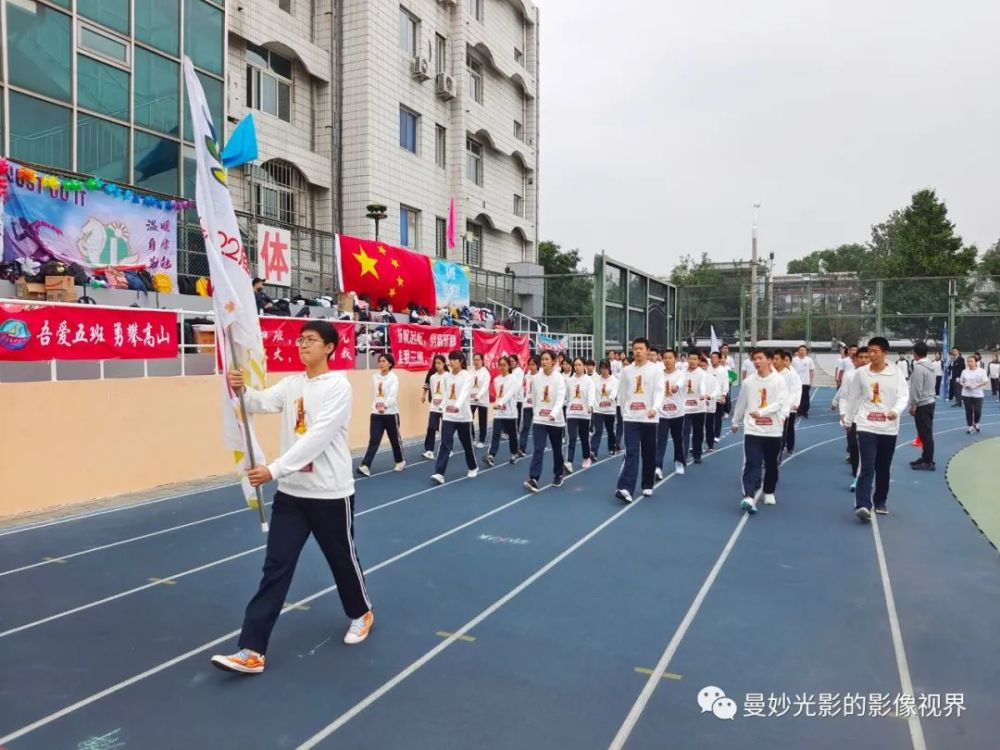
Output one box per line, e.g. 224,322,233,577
293,397,313,472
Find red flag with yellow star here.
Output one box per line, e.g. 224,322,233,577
335,234,437,311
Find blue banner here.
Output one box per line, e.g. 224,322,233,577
432,259,470,308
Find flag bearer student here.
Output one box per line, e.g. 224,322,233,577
357,353,405,476
470,353,491,449
431,350,479,484
211,321,373,674
615,337,665,504
656,348,687,480
484,356,519,466
843,336,909,522
732,348,789,515
772,350,802,459
523,350,567,492
832,347,869,491
565,356,596,473
421,355,447,460
709,351,731,445
681,350,711,465
700,356,722,451
517,355,540,458
591,359,620,459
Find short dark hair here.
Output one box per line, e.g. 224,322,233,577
632,337,650,349
913,341,929,357
773,348,788,360
598,358,611,373
585,358,596,367
378,352,396,369
663,348,677,357
856,346,868,356
539,350,556,362
797,344,808,351
867,336,890,352
528,354,541,368
300,320,338,349
686,348,701,359
710,350,721,358
252,277,264,285
448,349,467,367
751,347,774,359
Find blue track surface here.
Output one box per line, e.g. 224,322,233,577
1,396,998,750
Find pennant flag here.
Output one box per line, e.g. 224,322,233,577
221,113,259,169
710,325,720,355
447,196,456,249
184,58,268,511
335,234,437,311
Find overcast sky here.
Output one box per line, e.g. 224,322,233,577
537,0,1000,275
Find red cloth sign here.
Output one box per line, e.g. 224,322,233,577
389,324,462,371
336,234,436,312
0,303,177,360
259,317,355,372
472,330,531,400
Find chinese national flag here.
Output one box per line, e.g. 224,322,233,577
335,234,437,311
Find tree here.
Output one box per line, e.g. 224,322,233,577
979,240,1000,278
670,253,744,343
786,243,877,276
537,240,593,334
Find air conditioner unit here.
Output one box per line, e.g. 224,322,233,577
411,56,431,81
435,72,456,99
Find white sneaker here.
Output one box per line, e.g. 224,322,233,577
740,496,758,514
655,468,664,480
344,611,374,645
674,461,685,476
975,424,981,432
422,450,434,460
615,489,633,504
431,473,445,484
641,489,653,497
357,465,371,477
394,461,406,472
563,461,573,474
967,426,975,434
475,442,485,449
467,468,479,478
582,458,592,469
763,493,776,505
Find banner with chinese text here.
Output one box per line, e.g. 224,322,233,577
472,330,530,400
0,303,177,360
389,324,462,370
259,317,355,372
257,224,293,287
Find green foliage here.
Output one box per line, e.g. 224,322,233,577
671,253,745,342
538,240,594,334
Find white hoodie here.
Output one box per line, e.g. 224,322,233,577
682,367,710,415
593,375,619,415
732,370,790,438
778,366,803,412
618,360,665,424
512,365,525,403
702,367,721,414
371,371,399,415
243,372,354,499
469,367,491,408
427,371,446,414
566,373,595,420
442,369,473,422
660,368,686,419
492,372,519,419
531,369,567,427
843,363,909,436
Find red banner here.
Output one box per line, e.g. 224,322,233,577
389,324,462,370
0,303,178,361
472,330,531,399
259,317,355,372
337,234,437,312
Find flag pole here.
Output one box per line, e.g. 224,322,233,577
228,332,270,533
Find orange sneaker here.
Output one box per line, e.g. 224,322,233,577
210,649,265,674
344,611,374,645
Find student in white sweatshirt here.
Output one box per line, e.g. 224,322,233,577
843,336,909,522
523,350,567,492
709,350,731,446
772,350,802,458
791,345,815,417
469,353,491,448
212,321,373,674
484,356,519,466
421,355,447,460
959,355,988,432
358,353,405,476
510,353,526,433
517,355,540,458
431,350,479,484
682,350,711,464
565,357,596,472
615,337,665,503
732,348,790,514
701,357,722,451
656,349,687,479
590,359,620,458
831,347,869,491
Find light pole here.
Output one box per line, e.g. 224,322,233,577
767,250,775,340
365,203,387,241
750,202,761,346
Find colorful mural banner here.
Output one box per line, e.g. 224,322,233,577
2,160,178,292
259,317,355,372
389,324,463,371
432,259,471,309
537,333,568,353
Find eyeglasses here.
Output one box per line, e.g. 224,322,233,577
296,336,324,346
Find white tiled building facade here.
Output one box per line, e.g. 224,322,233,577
226,0,538,284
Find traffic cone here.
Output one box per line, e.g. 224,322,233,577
912,435,923,448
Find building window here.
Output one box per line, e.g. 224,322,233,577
135,48,180,134
465,221,483,267
400,205,420,248
8,1,72,102
435,217,448,259
513,120,523,141
9,92,72,170
134,130,180,195
435,34,447,74
253,160,307,226
399,7,418,56
514,47,524,65
278,0,292,11
135,1,179,56
78,24,130,65
513,194,524,218
400,107,419,153
185,0,224,75
522,92,529,131
246,43,292,122
466,53,483,103
466,0,483,22
79,0,130,34
78,114,129,182
78,55,130,120
435,125,446,168
466,138,483,185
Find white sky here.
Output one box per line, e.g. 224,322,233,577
537,0,1000,274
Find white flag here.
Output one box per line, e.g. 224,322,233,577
184,58,267,509
710,325,721,356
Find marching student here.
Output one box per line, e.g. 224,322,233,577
560,358,574,429
484,356,519,466
843,336,909,521
510,353,526,431
732,348,789,514
709,351,731,442
615,337,665,503
591,359,620,458
701,356,722,451
988,354,1000,400
470,353,491,449
211,321,373,674
358,353,405,476
772,350,802,458
791,345,815,418
682,350,710,465
565,356,596,472
720,343,735,416
610,351,623,376
833,346,869,491
523,350,567,492
908,342,937,470
947,347,965,406
421,355,447,460
585,358,598,382
959,355,988,433
740,353,756,382
517,355,540,458
656,348,687,479
430,350,479,484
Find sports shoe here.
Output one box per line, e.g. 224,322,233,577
563,461,574,474
763,493,776,505
967,426,975,434
422,450,435,460
467,468,479,479
641,489,653,497
975,424,981,432
655,468,664,480
874,507,889,515
357,465,371,477
855,506,871,522
552,474,564,487
674,461,685,476
515,450,526,459
509,456,517,465
484,455,495,467
474,442,486,449
394,461,406,472
740,496,758,514
909,458,924,467
912,462,936,471
693,456,703,465
850,477,857,492
344,611,374,645
582,458,592,469
431,473,445,485
523,478,540,492
211,649,265,674
615,489,633,504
